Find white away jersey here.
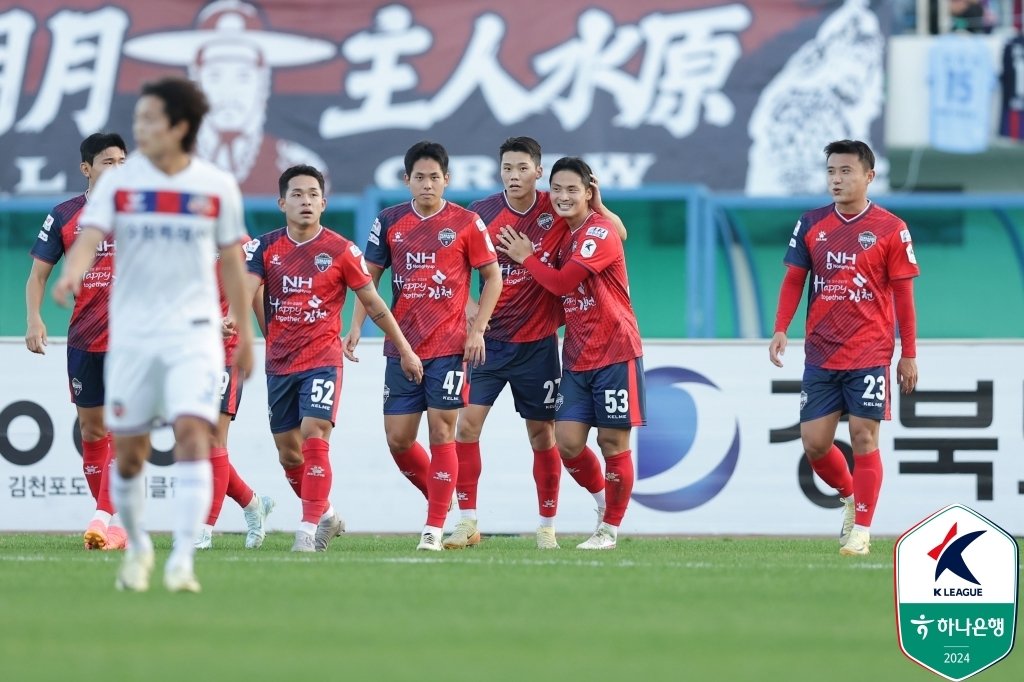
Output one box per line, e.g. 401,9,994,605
79,153,245,343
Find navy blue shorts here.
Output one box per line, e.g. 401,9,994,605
219,365,244,418
384,355,467,415
468,335,561,420
800,364,891,422
267,366,341,433
67,347,105,408
556,357,646,428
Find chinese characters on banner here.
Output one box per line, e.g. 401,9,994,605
0,0,889,195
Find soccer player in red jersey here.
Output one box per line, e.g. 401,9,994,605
497,157,645,550
25,132,128,551
445,137,627,550
193,241,275,550
245,165,422,552
769,139,920,556
345,140,502,551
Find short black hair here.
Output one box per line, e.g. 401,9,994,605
549,156,594,189
278,164,325,197
824,139,875,170
404,140,449,176
140,76,209,153
80,133,127,165
499,136,542,166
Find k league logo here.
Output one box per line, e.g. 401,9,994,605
895,504,1018,681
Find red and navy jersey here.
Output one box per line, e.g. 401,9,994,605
29,194,114,352
246,226,371,375
556,213,643,372
364,200,497,359
469,190,568,342
216,235,249,366
784,202,920,369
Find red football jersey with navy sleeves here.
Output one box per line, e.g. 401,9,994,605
29,194,113,352
469,190,568,342
556,213,643,372
364,200,497,359
784,202,920,369
246,226,371,375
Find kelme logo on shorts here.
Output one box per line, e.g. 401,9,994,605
895,504,1018,681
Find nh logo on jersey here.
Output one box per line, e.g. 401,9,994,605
406,252,435,269
895,504,1018,681
282,275,312,293
314,252,332,272
538,212,554,230
858,231,877,250
438,227,457,247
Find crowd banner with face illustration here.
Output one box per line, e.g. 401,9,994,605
0,0,890,196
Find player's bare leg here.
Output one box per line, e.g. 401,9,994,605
840,416,882,556
110,433,154,591
526,418,560,549
447,405,490,549
800,411,857,547
555,420,607,531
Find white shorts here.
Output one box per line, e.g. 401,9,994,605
104,338,224,433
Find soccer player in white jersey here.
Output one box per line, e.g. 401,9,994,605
53,76,253,593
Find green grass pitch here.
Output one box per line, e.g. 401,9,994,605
1,533,1020,682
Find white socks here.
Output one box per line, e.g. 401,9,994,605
110,467,151,553
168,460,212,571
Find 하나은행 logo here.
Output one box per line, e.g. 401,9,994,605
895,504,1018,681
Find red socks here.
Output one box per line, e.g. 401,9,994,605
853,449,883,526
533,446,561,518
284,463,304,498
603,451,635,526
809,445,854,498
455,441,481,510
96,449,115,515
300,438,332,524
392,442,430,497
82,434,111,501
426,442,457,527
226,462,255,508
563,446,605,494
206,447,230,525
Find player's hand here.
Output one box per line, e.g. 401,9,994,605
52,273,80,308
400,350,424,384
897,356,918,394
588,174,604,211
343,328,361,362
221,316,237,340
495,226,534,264
464,329,486,368
25,320,47,354
769,331,787,367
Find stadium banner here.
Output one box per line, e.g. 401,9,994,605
0,0,889,197
2,339,1021,536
